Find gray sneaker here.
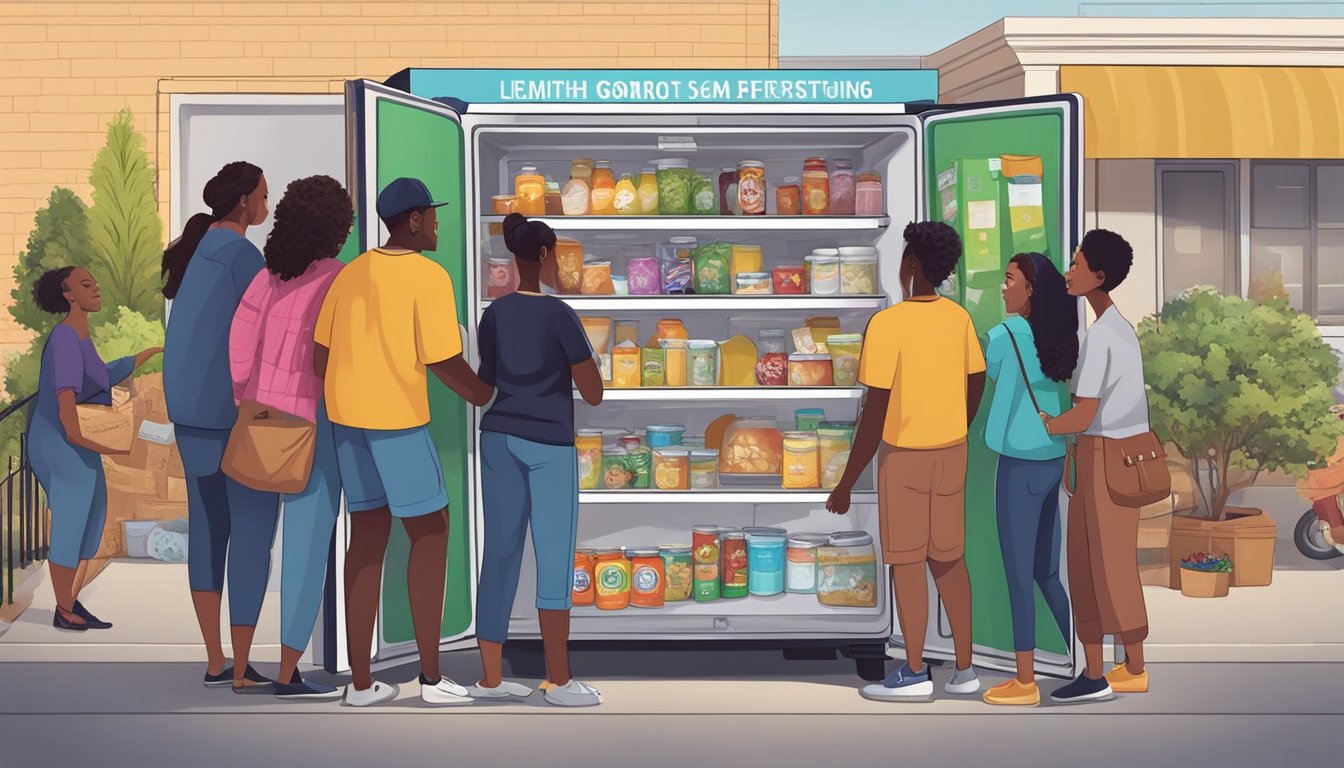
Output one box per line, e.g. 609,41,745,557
543,679,602,707
944,666,980,695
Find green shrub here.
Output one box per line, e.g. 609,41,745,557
8,188,94,339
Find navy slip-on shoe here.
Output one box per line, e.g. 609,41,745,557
72,601,112,630
276,679,341,701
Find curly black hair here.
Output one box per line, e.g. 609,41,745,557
903,221,962,286
1078,228,1133,292
33,266,76,315
262,175,354,281
1011,252,1079,383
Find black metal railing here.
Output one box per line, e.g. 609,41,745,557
1,393,46,606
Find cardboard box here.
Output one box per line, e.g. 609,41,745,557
136,498,187,521
102,458,156,495
105,484,154,524
98,523,126,559
166,476,188,503
77,403,134,453
111,385,131,409
131,373,163,399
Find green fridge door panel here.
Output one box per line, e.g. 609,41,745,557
922,95,1084,672
347,80,476,651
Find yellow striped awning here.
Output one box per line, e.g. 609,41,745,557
1059,65,1344,159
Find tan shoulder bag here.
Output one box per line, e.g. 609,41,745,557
221,401,316,494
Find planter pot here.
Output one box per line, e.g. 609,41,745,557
1179,569,1230,598
1170,507,1277,588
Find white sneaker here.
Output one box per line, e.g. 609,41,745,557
543,679,602,707
465,680,533,700
944,666,981,695
421,676,473,706
343,680,399,707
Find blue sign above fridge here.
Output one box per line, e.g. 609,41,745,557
386,68,938,105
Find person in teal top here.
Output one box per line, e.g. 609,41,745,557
980,252,1079,707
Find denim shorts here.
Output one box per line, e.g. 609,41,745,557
332,423,448,519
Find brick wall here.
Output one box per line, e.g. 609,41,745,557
0,0,779,385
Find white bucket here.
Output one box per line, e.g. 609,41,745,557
122,520,160,558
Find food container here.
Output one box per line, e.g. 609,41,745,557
658,237,697,294
576,429,604,490
817,422,855,490
718,417,784,476
581,260,614,295
830,159,856,215
755,329,789,386
805,250,841,295
839,247,879,295
660,545,694,602
589,160,616,215
782,431,820,489
626,256,662,295
593,548,632,610
613,173,639,215
571,157,594,183
692,241,732,295
622,441,652,489
613,319,640,346
822,450,851,491
612,276,629,295
692,526,722,602
786,539,820,594
545,181,563,215
746,529,787,596
772,264,807,294
720,530,749,598
612,342,641,388
856,170,884,216
817,532,878,607
660,339,688,387
719,168,739,216
734,272,773,295
484,256,519,299
653,448,690,490
628,548,666,608
826,333,863,386
681,435,706,449
776,176,801,215
655,318,689,341
691,168,718,215
573,548,596,605
730,244,764,276
737,160,766,215
788,353,834,387
794,408,826,432
515,165,546,215
646,424,686,448
638,168,659,214
689,449,719,489
656,159,692,215
555,238,584,293
491,194,518,215
561,177,590,216
601,447,635,489
640,346,666,387
687,340,719,386
802,156,830,215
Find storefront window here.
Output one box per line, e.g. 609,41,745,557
1249,161,1344,322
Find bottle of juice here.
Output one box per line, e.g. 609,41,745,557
614,173,639,215
514,165,546,216
590,160,616,215
638,168,659,214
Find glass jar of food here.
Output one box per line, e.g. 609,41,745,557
806,250,841,295
689,449,719,489
730,244,763,277
581,260,614,295
491,194,517,215
692,241,731,295
856,170,884,216
645,423,686,448
802,156,830,215
839,246,879,295
787,353,834,387
613,173,639,215
826,333,863,386
592,548,632,610
718,417,783,476
570,157,594,184
514,164,546,215
755,328,788,386
786,538,819,594
830,158,856,215
484,256,518,299
737,160,766,215
589,160,616,215
660,545,693,602
576,429,603,490
687,339,719,387
655,159,692,215
627,548,666,608
776,176,801,215
746,529,786,596
545,181,563,215
626,256,661,295
718,168,739,216
720,530,749,599
653,448,689,490
660,339,688,386
691,168,718,215
657,237,697,294
782,430,820,489
638,168,659,214
733,272,772,295
601,446,634,489
573,548,596,605
772,264,807,295
817,421,855,490
817,532,878,608
692,526,721,602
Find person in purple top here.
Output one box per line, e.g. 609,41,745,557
26,267,161,631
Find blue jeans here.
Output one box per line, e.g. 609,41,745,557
995,454,1071,653
177,425,280,628
279,402,340,653
476,432,579,645
28,415,105,569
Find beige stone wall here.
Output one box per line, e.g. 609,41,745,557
0,0,779,385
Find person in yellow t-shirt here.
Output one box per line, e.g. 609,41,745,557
827,221,987,702
313,177,494,709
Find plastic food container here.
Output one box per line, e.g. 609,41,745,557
653,448,690,490
786,538,820,594
656,159,692,215
491,195,517,215
657,237,697,294
737,160,766,215
581,260,614,295
772,264,807,294
776,176,801,216
660,545,693,602
794,408,826,432
601,446,634,489
817,421,855,490
806,250,841,295
830,159,856,216
593,548,632,610
561,178,590,216
555,238,585,294
817,532,878,607
734,272,773,294
718,417,783,476
856,171,883,216
689,449,719,489
576,429,603,490
692,526,722,602
484,256,519,299
826,333,863,386
627,548,666,608
645,424,686,448
611,343,641,388
720,530,749,598
730,244,764,276
691,168,718,215
746,529,787,596
641,346,665,387
692,241,732,295
782,431,820,489
687,340,719,386
660,339,688,386
626,256,662,295
788,353,834,387
802,156,830,215
839,247,879,295
755,329,788,386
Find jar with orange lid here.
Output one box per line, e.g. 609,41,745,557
802,157,830,215
572,548,596,606
589,160,616,215
653,448,690,490
592,548,631,610
627,548,666,608
514,165,546,216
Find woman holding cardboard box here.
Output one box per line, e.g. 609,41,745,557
27,266,162,631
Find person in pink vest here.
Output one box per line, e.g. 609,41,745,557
229,175,353,700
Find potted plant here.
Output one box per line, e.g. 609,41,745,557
1179,552,1232,598
1140,288,1344,589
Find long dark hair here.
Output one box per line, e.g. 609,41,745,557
1011,252,1078,383
501,212,556,262
161,161,263,299
263,175,353,282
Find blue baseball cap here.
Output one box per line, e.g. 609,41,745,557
376,177,449,220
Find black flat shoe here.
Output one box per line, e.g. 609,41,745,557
72,601,113,630
53,607,88,632
204,664,270,687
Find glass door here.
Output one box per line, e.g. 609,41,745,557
917,94,1084,678
346,79,480,658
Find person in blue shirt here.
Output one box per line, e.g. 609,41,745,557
980,251,1078,707
27,267,161,631
161,161,278,692
469,213,605,707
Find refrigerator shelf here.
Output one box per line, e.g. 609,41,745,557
567,591,881,617
577,387,864,401
579,490,876,505
479,215,892,231
484,295,887,311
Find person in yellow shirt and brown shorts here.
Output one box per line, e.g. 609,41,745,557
313,178,494,708
827,221,987,701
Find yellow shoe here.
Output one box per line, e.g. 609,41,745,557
1105,666,1149,693
983,679,1040,707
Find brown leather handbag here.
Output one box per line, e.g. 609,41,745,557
1100,430,1172,508
221,400,316,494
